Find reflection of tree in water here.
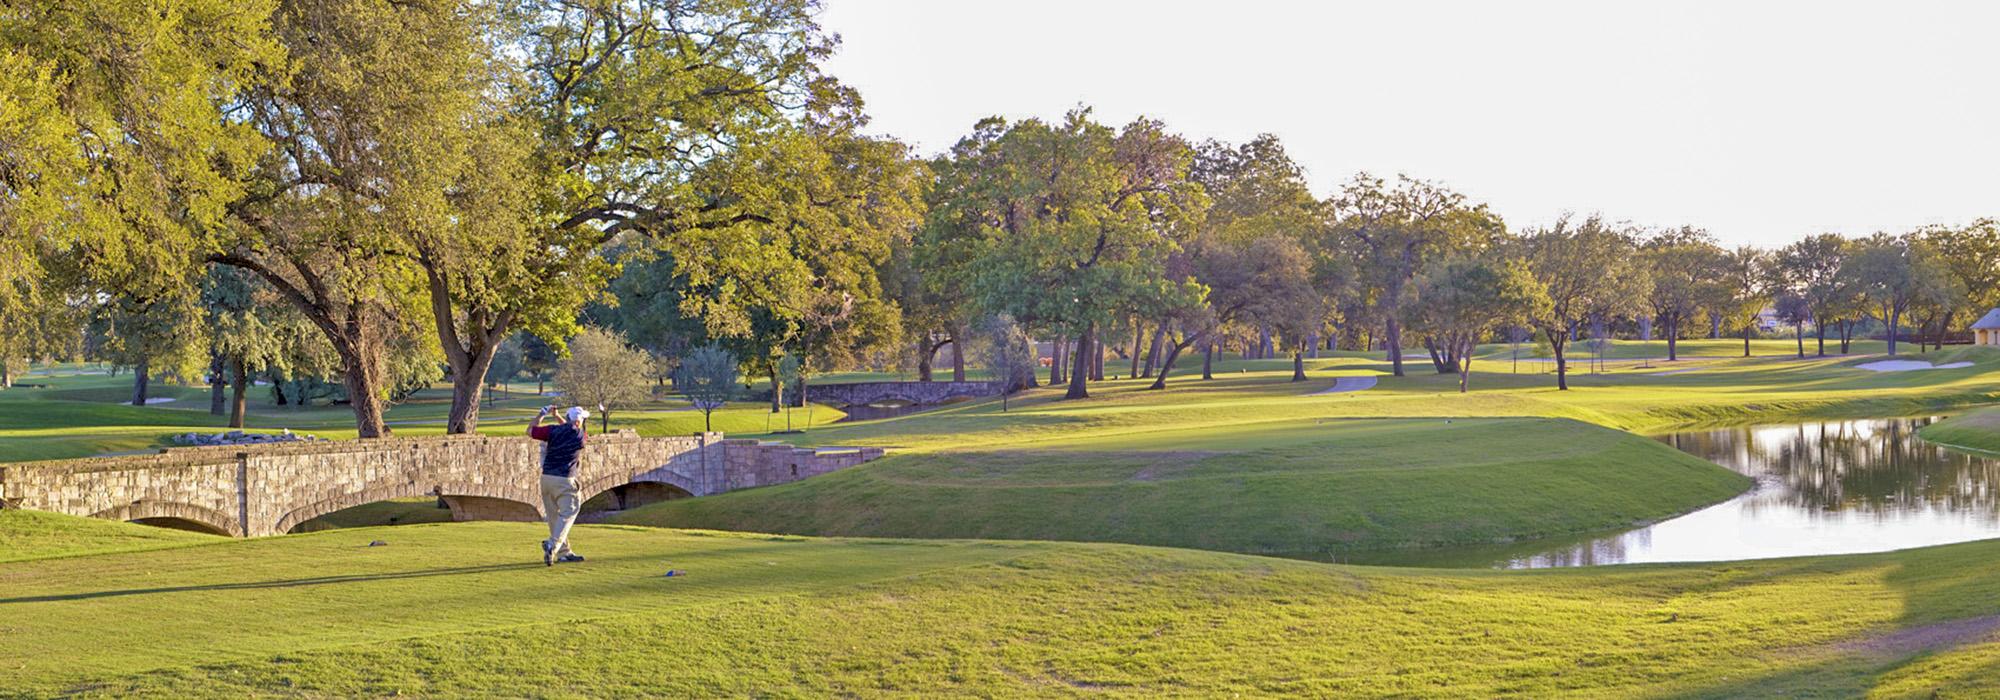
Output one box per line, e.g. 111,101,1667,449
1506,528,1639,568
1663,418,2000,521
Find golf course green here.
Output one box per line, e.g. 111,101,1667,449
5,512,2000,697
10,344,2000,696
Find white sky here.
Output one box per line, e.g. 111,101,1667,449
819,0,2000,247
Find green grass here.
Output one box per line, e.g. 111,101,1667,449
0,509,219,563
615,417,1750,556
1918,405,2000,454
4,516,2000,697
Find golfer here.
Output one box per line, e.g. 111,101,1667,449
527,404,589,566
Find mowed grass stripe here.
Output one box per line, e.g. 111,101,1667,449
12,530,2000,697
0,522,1035,687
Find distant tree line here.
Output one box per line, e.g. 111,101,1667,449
6,0,1998,436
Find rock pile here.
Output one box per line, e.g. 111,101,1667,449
172,429,324,447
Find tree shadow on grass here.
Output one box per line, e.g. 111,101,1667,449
1660,541,2000,698
0,562,541,604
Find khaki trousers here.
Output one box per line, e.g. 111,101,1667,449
540,474,580,556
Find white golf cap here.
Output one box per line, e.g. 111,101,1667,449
566,406,590,423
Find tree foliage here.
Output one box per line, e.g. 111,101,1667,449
674,344,738,432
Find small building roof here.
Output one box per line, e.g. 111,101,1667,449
1973,308,2000,330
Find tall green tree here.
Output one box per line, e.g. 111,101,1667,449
1523,215,1641,391
939,110,1205,400
1405,254,1548,392
1719,246,1770,357
554,326,652,433
1771,234,1850,356
1328,174,1500,377
1639,227,1729,361
675,344,738,433
1920,220,2000,349
1848,233,1958,356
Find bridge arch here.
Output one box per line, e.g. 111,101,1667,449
274,481,538,535
575,472,698,514
91,501,238,537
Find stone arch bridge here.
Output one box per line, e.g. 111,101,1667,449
800,380,1001,407
0,432,882,537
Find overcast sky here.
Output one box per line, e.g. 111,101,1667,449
818,1,2000,247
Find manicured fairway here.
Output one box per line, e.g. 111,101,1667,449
615,417,1750,557
4,515,2000,697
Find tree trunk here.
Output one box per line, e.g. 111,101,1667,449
1130,322,1145,377
951,328,967,383
339,371,389,437
209,355,227,416
229,356,249,429
1308,333,1320,359
1795,322,1805,358
130,355,150,406
916,337,934,382
1743,325,1752,357
1840,320,1853,354
769,367,783,413
1291,351,1306,382
1888,307,1901,355
1258,324,1274,360
1815,321,1826,356
1051,337,1067,386
1142,325,1165,377
1666,318,1679,361
1385,317,1405,377
1545,329,1570,391
444,346,501,435
0,360,10,389
1065,324,1094,399
1149,332,1200,390
1201,341,1214,380
271,369,289,406
1459,339,1473,393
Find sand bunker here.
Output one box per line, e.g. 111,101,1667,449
1855,360,1974,372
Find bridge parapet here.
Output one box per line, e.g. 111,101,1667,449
0,431,883,536
797,380,1001,407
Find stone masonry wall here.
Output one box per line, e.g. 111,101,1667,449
0,432,882,536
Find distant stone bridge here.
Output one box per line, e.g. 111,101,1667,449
801,380,1002,407
0,432,882,537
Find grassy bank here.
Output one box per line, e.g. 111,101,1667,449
0,509,220,563
614,417,1750,556
1918,406,2000,454
2,516,1998,697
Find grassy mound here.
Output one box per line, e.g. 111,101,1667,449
5,521,2000,697
614,417,1750,557
0,509,220,563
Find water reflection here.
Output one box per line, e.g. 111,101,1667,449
1358,417,2000,569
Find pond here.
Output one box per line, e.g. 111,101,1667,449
1347,416,2000,569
